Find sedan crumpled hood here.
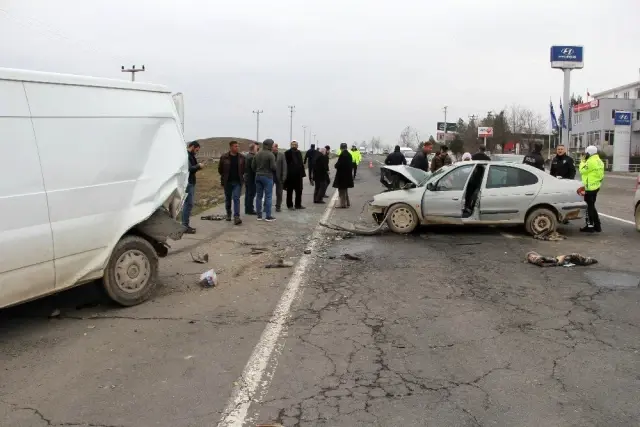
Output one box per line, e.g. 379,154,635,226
381,165,431,186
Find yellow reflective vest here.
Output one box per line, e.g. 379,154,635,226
579,154,604,191
350,150,362,165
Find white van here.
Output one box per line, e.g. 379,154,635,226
0,68,188,309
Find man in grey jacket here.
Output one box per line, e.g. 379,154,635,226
243,142,259,215
251,139,277,221
272,143,288,212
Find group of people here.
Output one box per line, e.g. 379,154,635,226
181,139,360,233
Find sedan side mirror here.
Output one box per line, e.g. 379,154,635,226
426,182,435,191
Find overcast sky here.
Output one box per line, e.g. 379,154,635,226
2,0,639,148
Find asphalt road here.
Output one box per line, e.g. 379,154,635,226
1,156,639,426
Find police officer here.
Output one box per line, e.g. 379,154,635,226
549,144,576,179
523,142,545,170
579,145,604,233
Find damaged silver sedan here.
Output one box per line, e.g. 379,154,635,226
370,161,587,235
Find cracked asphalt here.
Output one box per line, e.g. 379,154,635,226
2,156,640,427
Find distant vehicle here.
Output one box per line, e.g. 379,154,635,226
359,146,366,155
491,153,525,163
403,150,416,159
635,175,640,231
0,68,188,309
369,161,587,236
399,147,413,153
383,148,390,155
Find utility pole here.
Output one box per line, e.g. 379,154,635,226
121,65,145,82
312,134,317,146
302,125,308,150
288,105,296,142
252,110,263,142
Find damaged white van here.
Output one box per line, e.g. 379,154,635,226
0,68,188,308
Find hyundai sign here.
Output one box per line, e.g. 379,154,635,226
550,46,584,69
614,111,631,126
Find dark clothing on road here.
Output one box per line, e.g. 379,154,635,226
218,152,246,186
430,153,452,172
285,149,306,208
409,151,430,171
188,151,200,185
584,189,601,231
304,148,317,180
385,151,406,166
313,154,330,203
523,152,545,171
550,154,576,179
471,152,491,161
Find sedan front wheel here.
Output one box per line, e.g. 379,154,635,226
386,203,419,234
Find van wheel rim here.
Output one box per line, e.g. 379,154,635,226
114,250,151,293
532,214,552,234
391,207,414,229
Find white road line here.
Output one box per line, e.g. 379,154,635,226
217,190,340,427
600,213,636,226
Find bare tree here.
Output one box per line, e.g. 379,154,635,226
399,126,418,150
370,136,382,152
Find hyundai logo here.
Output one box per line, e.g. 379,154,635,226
561,48,574,56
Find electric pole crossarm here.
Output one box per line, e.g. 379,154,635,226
121,65,145,82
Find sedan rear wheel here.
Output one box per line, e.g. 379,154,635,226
525,208,558,236
635,204,640,232
386,203,419,234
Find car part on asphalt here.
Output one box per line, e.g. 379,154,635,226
265,259,294,268
201,214,227,221
526,251,598,267
190,252,209,264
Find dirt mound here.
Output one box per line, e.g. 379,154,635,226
195,137,256,159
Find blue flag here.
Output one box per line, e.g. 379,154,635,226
559,98,567,129
550,100,558,131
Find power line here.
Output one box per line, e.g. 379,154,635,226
252,110,264,143
121,65,145,82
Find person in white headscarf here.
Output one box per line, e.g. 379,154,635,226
461,152,472,161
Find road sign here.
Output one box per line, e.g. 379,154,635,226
614,111,631,126
437,122,458,132
478,127,494,138
550,46,584,69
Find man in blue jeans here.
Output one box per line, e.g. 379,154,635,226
218,140,246,225
252,138,277,221
183,141,203,234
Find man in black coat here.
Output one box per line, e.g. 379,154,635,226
523,142,545,170
313,147,330,203
323,145,331,198
410,142,433,171
549,144,576,179
471,146,491,161
284,140,306,209
333,143,354,208
304,144,317,184
385,145,407,166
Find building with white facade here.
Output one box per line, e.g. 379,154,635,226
569,71,640,169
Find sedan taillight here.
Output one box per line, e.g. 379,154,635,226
577,186,586,196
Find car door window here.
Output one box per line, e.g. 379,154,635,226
435,165,474,191
486,165,538,188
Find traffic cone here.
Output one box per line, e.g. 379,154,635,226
369,160,373,168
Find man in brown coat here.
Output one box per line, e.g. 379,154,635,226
218,140,246,225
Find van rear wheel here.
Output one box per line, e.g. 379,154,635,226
103,235,158,306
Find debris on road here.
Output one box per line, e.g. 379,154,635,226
49,309,61,318
199,269,218,287
250,247,269,255
533,230,566,241
201,214,226,221
526,251,598,267
190,252,209,264
304,249,311,254
342,253,362,261
265,259,294,268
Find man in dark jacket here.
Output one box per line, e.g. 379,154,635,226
252,139,277,221
182,141,203,233
333,143,355,208
218,140,245,225
385,145,407,166
323,145,331,198
410,142,433,171
272,143,287,212
304,144,317,184
243,142,259,215
313,147,330,203
471,146,491,161
549,144,576,179
430,146,453,172
523,143,545,170
284,140,306,210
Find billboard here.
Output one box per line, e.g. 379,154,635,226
478,127,494,138
614,111,631,126
437,122,458,132
573,99,599,112
550,46,584,69
436,132,455,142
